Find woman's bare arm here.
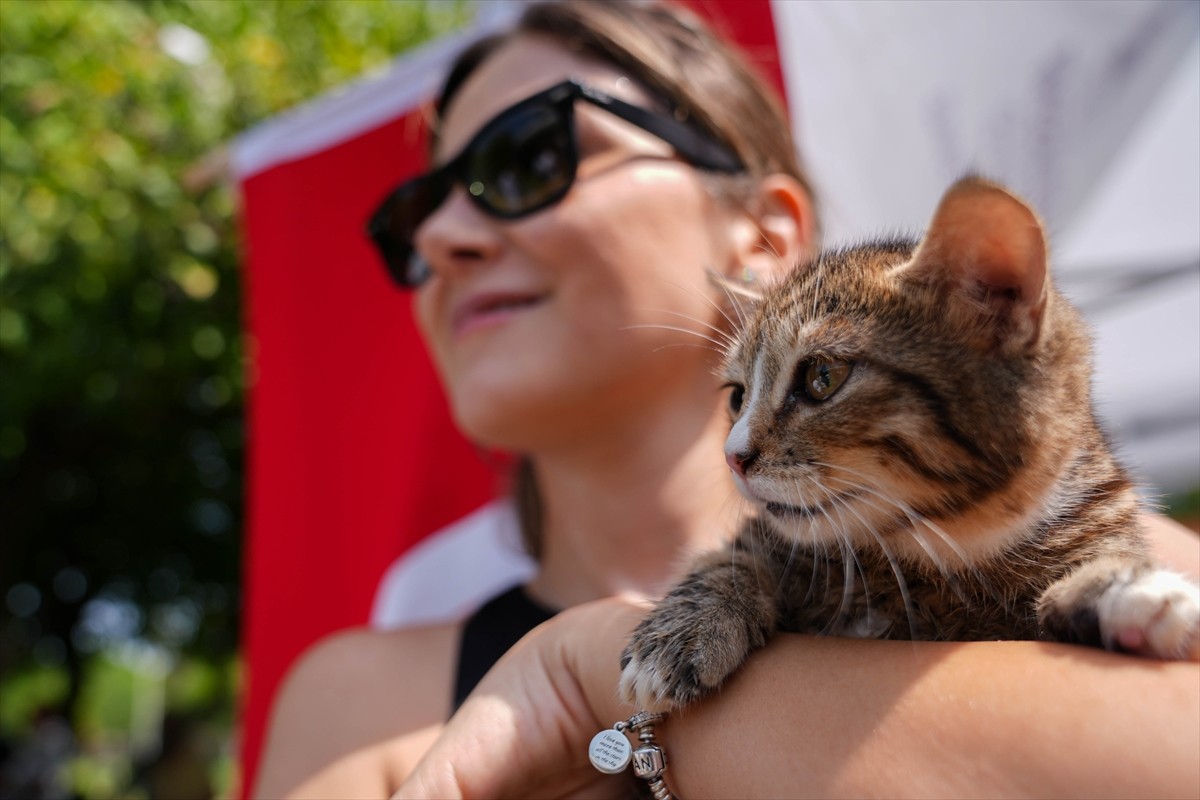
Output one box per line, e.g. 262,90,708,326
663,634,1198,799
254,624,458,799
1144,511,1199,578
401,591,1200,799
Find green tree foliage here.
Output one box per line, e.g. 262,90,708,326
0,0,469,791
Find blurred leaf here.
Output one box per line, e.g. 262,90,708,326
0,0,473,796
0,664,70,736
2,0,472,665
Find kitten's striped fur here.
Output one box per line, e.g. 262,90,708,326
621,178,1200,711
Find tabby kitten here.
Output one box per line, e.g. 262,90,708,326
620,177,1200,712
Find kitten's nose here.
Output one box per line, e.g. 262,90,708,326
725,449,758,478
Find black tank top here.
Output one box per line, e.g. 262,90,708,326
452,584,558,710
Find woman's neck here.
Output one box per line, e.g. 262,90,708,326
523,397,743,610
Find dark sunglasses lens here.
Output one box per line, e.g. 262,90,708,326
373,175,447,287
368,95,575,289
470,103,574,215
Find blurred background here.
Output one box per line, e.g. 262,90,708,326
1,2,472,797
2,1,1198,799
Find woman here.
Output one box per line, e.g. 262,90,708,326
254,2,1199,797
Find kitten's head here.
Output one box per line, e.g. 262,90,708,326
721,177,1091,566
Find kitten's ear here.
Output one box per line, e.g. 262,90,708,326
901,177,1049,352
708,267,763,327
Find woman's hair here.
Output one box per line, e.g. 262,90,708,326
432,0,816,558
435,0,813,209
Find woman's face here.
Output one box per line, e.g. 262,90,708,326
413,35,741,450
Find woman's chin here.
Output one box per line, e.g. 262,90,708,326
449,387,593,453
450,395,540,452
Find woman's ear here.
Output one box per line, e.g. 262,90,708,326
724,174,817,285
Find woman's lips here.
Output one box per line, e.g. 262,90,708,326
451,291,546,338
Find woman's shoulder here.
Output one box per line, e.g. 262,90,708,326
272,621,462,736
254,621,463,798
290,621,462,680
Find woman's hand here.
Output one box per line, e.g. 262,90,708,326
394,598,646,799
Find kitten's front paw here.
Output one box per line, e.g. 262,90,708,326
618,590,773,713
1099,570,1200,661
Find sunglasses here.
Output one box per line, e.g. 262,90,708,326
366,78,744,288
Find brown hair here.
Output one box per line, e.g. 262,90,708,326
436,0,813,204
434,0,817,558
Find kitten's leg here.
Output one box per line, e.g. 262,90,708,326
619,522,785,712
1038,557,1200,661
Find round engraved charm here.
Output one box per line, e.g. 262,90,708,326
588,728,632,774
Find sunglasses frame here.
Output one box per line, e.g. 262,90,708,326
366,78,745,288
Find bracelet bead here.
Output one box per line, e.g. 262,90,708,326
632,742,667,779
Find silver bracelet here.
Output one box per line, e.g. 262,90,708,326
588,710,675,799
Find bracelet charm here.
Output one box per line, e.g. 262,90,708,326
588,711,675,799
588,727,633,774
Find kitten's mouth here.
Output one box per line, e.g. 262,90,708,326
762,490,861,520
764,501,823,519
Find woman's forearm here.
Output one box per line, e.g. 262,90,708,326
555,598,1199,799
1143,512,1199,579
611,635,1198,799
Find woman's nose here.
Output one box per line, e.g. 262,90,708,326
413,188,504,281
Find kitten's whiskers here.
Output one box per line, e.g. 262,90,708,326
812,474,918,641
693,277,746,342
796,476,864,636
812,461,997,603
809,258,827,320
620,323,726,353
640,308,738,347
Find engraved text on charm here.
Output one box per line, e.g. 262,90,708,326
588,728,632,774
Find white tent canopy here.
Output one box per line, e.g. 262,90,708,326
775,0,1200,494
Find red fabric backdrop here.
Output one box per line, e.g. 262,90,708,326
237,1,786,793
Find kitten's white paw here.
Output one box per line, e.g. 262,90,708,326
1098,569,1200,661
617,655,678,714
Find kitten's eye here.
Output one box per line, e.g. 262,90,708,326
800,359,851,402
726,383,745,414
